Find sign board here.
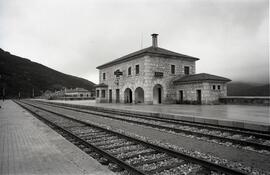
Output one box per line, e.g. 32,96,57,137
114,70,123,77
154,72,164,77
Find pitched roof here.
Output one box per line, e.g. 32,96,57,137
97,46,199,69
65,88,89,93
94,83,108,88
173,73,231,84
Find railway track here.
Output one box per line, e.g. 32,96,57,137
29,100,270,153
15,100,247,175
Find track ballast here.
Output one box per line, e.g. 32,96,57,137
15,100,247,175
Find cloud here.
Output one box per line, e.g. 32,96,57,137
0,0,268,84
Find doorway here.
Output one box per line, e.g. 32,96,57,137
197,90,201,104
179,90,183,103
116,89,120,103
109,89,112,103
135,87,144,103
124,88,133,103
153,84,163,104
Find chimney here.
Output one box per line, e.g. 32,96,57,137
151,33,158,48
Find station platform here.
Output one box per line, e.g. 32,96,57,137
0,100,114,175
37,99,270,132
32,99,270,172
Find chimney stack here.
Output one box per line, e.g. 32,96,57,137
151,33,158,48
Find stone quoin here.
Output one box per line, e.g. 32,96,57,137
95,34,231,105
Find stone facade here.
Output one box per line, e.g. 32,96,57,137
175,82,227,104
95,34,230,105
96,55,196,104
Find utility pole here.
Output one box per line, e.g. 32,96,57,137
2,88,5,101
32,88,34,98
0,74,4,102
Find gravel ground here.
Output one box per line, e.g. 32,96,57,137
82,110,270,154
30,103,270,173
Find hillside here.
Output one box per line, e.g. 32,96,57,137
227,82,270,96
0,49,95,98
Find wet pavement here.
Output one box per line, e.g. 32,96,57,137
37,99,270,125
0,100,115,175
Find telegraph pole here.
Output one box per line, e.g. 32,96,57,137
0,74,5,102
32,88,34,98
2,87,5,102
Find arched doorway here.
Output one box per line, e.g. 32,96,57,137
153,84,163,104
124,88,133,103
135,87,144,103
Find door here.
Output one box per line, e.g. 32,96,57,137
109,89,112,103
116,89,120,103
153,84,163,104
158,87,162,104
129,90,132,103
179,90,183,103
197,90,201,104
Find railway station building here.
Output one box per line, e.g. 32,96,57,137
95,34,231,104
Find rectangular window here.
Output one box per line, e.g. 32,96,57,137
101,90,105,98
171,65,175,74
184,66,190,75
217,85,221,90
213,85,216,90
135,65,140,75
96,90,100,98
128,67,131,75
103,73,106,80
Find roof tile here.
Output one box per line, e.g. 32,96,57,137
173,73,231,84
97,46,199,69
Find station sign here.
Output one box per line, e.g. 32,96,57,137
154,72,164,77
114,70,123,77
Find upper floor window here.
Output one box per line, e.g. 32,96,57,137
171,65,175,74
213,85,216,90
101,90,106,98
184,66,190,75
96,90,100,98
128,67,132,75
217,85,221,90
135,65,140,75
103,73,106,80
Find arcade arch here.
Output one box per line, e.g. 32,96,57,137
135,87,144,103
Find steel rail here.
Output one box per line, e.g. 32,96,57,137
17,100,246,175
15,100,145,175
29,100,270,151
36,100,270,137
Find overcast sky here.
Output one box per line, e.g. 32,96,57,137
0,0,269,84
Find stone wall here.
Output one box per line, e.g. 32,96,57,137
99,56,147,103
144,56,195,104
220,96,270,105
95,87,108,103
175,82,227,104
97,55,196,104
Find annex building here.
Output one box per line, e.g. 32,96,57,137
95,34,231,105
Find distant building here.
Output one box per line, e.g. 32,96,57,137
43,88,93,100
64,88,92,98
95,34,230,104
43,90,53,99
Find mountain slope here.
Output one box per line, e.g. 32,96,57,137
227,82,270,96
0,49,95,98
